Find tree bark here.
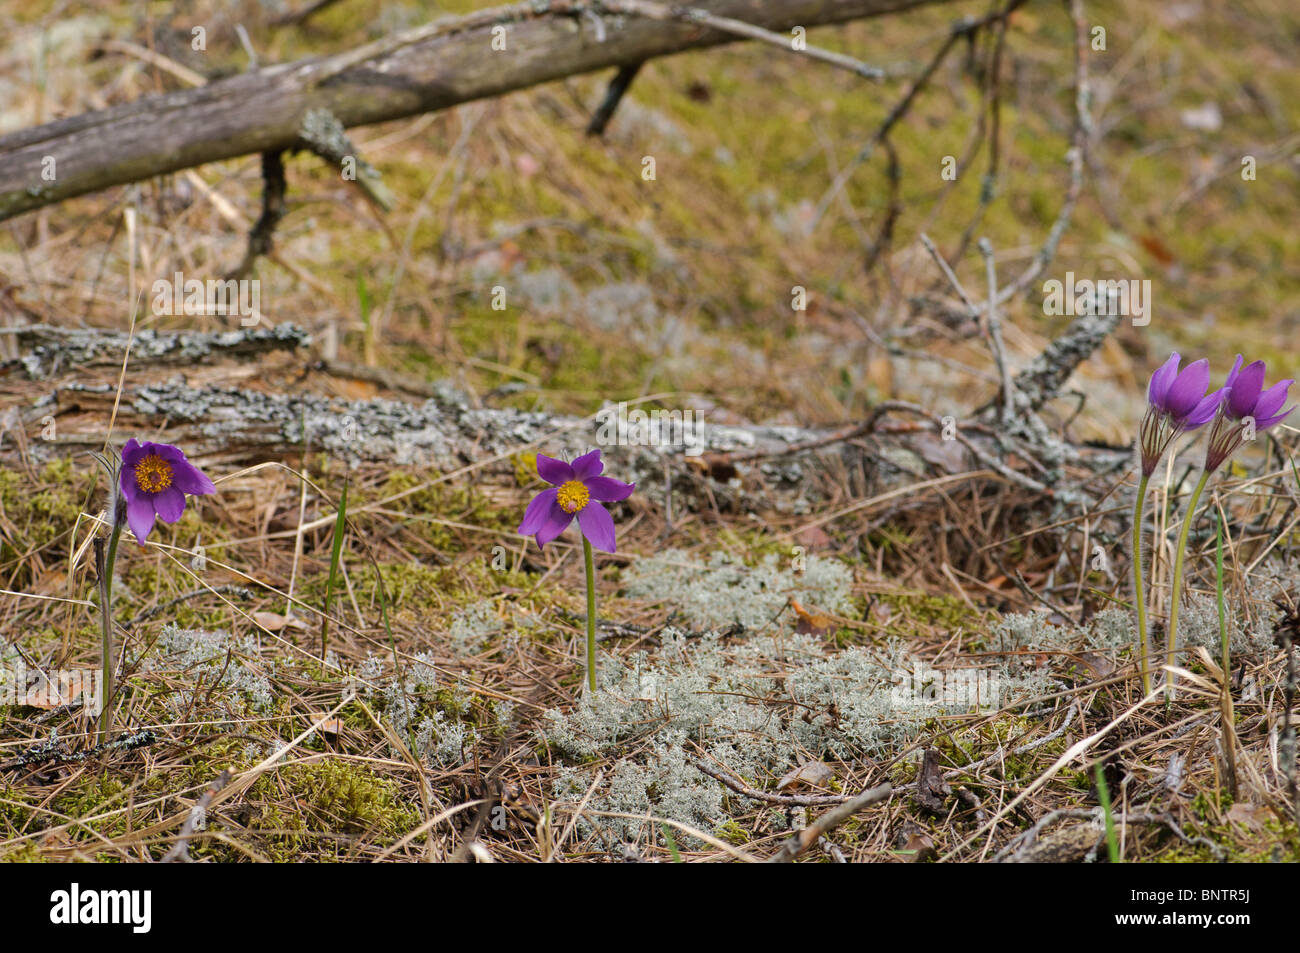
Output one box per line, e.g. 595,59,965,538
0,0,952,221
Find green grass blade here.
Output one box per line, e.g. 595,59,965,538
321,481,348,661
1095,764,1120,863
661,824,681,862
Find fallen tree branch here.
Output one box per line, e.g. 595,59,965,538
0,0,958,221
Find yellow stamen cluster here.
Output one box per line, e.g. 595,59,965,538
556,479,589,514
135,453,174,493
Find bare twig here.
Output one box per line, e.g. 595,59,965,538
126,585,258,628
767,783,892,862
690,757,855,806
978,237,1014,425
992,0,1090,304
160,769,231,863
587,62,645,136
812,3,1027,229
270,0,348,27
228,151,287,284
606,0,886,80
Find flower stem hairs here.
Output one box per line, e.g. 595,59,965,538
1132,354,1224,696
517,449,634,692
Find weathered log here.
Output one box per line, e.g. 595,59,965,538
0,323,310,381
0,0,956,220
0,308,1131,517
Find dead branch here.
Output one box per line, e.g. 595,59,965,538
767,782,892,861
0,0,960,221
159,769,232,863
227,151,288,282
587,62,645,136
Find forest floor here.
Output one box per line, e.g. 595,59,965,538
1,0,1298,861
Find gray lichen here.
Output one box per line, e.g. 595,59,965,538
8,322,311,380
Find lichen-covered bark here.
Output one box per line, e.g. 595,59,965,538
1,323,310,380
0,315,1129,518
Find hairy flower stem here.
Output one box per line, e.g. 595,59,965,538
97,519,123,740
583,536,597,693
1132,474,1153,697
1214,513,1238,796
1167,469,1212,702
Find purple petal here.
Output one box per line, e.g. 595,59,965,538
144,443,214,495
584,476,635,502
518,488,558,535
150,442,184,460
120,438,147,467
119,464,142,506
1253,379,1293,422
1164,359,1210,418
577,501,617,553
1180,388,1226,429
534,500,574,548
1223,354,1244,389
571,449,604,480
153,486,187,523
1257,404,1296,430
1147,352,1182,407
1227,361,1266,418
172,459,215,496
126,498,157,543
535,454,575,486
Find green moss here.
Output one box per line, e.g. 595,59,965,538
0,785,34,836
0,843,44,862
51,771,130,840
931,714,1062,783
0,459,91,587
242,759,421,860
714,818,749,845
878,590,984,637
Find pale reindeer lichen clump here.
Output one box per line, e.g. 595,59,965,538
622,549,855,629
543,550,1061,845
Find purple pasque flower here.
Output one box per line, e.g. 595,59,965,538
1138,353,1225,476
517,449,635,553
1204,355,1294,472
119,439,216,543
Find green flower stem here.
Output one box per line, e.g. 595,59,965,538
1132,473,1153,697
98,518,123,739
1167,469,1212,702
582,536,597,693
1215,510,1238,794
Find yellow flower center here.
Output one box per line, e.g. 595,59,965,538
135,453,174,493
556,479,589,514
